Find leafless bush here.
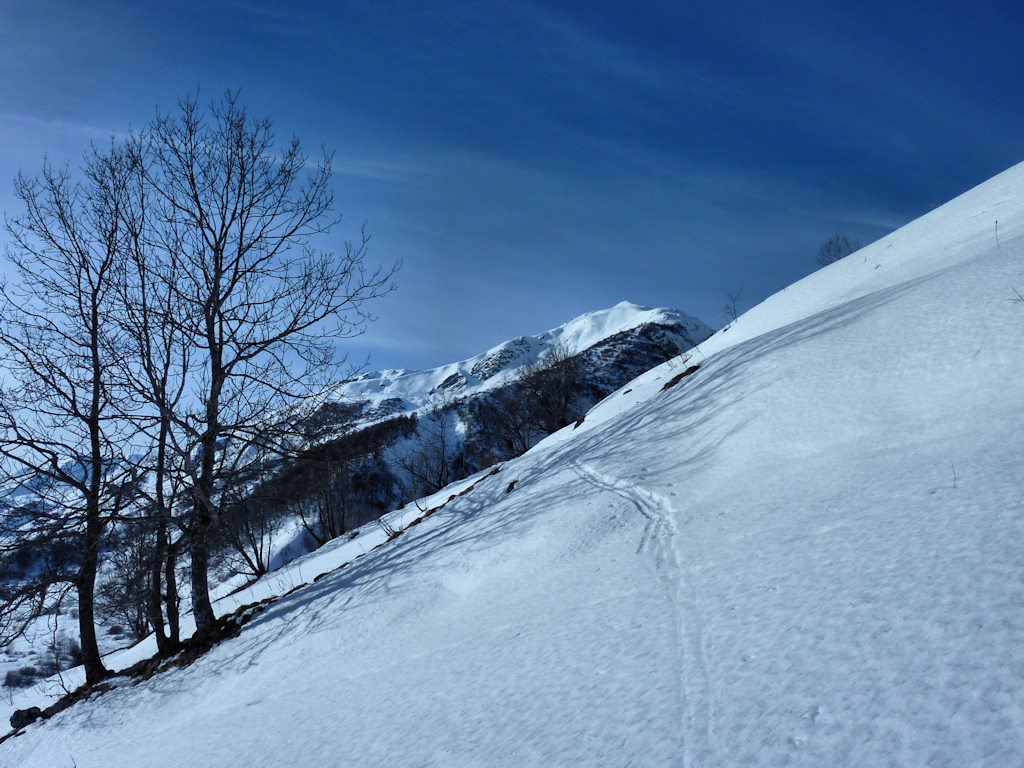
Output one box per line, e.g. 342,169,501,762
722,291,741,323
216,466,291,579
97,523,157,639
816,232,860,265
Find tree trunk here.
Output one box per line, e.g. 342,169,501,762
190,422,219,633
165,539,180,646
80,306,108,685
190,300,224,635
147,428,171,652
78,514,107,685
189,501,216,634
148,519,169,653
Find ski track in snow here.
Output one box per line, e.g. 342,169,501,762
570,459,716,766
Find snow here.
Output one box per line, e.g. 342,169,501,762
332,300,712,417
3,162,1024,766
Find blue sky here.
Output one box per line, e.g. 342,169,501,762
1,0,1022,370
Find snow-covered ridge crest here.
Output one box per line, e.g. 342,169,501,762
701,160,1024,358
332,300,712,414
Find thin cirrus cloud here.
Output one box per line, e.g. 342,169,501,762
0,111,117,143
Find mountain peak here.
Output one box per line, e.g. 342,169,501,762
333,302,713,414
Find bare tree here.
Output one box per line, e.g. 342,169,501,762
816,232,860,266
470,341,585,464
517,341,585,436
97,520,155,640
0,151,135,684
274,412,412,542
722,291,741,324
292,449,355,547
216,463,288,579
108,140,195,653
398,391,463,500
478,386,541,459
123,92,395,635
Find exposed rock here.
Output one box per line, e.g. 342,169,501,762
10,706,41,730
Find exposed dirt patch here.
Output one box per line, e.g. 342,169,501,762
661,364,701,391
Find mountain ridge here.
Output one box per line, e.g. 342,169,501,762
327,300,712,420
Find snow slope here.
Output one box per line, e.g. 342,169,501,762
0,300,712,689
3,162,1024,766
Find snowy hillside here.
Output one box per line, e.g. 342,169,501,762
0,299,711,699
3,162,1024,766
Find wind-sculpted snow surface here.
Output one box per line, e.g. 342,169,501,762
4,162,1024,766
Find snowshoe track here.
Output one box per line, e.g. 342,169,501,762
571,461,717,766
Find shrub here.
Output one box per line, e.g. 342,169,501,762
4,666,39,688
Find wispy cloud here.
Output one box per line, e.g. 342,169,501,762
331,156,428,185
0,110,120,143
502,2,671,94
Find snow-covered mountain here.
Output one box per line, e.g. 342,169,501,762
4,162,1024,766
257,301,713,529
0,301,711,514
322,301,712,424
